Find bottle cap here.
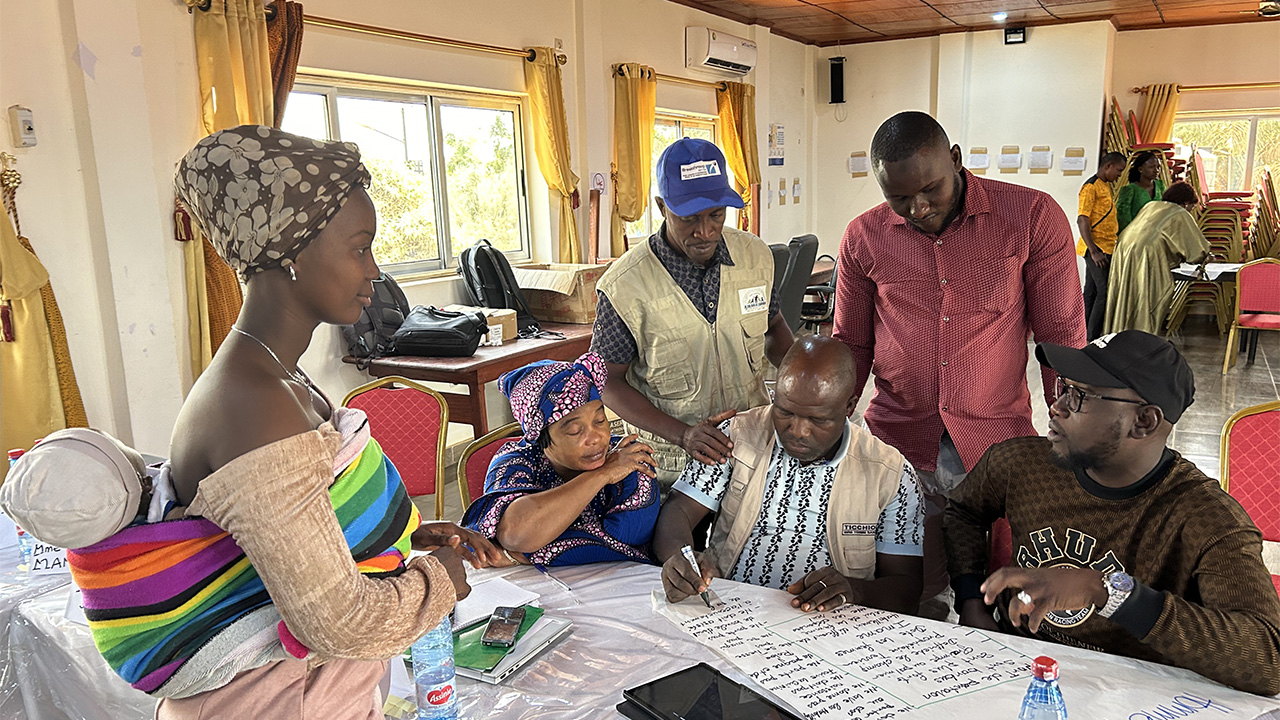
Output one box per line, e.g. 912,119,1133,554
7,449,24,461
1032,656,1059,681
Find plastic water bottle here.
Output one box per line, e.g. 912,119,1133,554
7,449,31,570
411,615,458,719
1019,656,1068,719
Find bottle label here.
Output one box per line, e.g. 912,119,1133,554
424,681,454,707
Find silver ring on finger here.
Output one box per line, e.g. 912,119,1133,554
1017,590,1033,605
837,593,846,606
817,580,827,590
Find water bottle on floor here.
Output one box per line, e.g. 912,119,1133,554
411,615,458,720
1019,656,1068,719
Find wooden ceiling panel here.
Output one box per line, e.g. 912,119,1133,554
667,0,1277,44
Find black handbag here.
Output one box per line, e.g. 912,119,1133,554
390,305,489,357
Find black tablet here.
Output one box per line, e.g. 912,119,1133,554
621,663,803,720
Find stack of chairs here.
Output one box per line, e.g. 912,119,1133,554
1166,255,1231,336
1254,170,1279,259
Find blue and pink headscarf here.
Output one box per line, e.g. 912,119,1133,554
501,352,609,442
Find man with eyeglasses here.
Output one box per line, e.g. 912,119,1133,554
943,330,1280,695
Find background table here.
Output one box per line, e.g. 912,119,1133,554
345,322,592,436
0,568,72,720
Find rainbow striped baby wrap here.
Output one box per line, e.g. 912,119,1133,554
65,426,420,698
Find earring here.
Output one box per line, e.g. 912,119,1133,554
288,265,297,281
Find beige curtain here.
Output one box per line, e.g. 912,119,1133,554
716,81,761,233
1138,83,1181,145
182,0,275,382
524,47,581,263
610,63,657,257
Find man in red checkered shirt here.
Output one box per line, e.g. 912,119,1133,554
833,112,1085,613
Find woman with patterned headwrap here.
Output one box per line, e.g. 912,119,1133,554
461,353,661,566
87,125,512,718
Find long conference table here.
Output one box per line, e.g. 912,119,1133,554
7,561,1280,719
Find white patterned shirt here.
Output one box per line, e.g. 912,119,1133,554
673,420,923,590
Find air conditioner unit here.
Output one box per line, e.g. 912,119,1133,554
685,27,757,76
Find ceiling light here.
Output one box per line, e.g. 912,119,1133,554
992,12,1008,22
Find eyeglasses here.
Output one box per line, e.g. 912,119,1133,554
1053,377,1147,414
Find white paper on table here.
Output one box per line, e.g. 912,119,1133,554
1028,151,1054,169
1060,156,1088,172
29,541,69,576
64,585,89,626
0,511,18,555
998,153,1022,169
389,651,413,700
453,577,540,630
966,153,990,169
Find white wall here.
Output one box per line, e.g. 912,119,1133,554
1112,23,1280,116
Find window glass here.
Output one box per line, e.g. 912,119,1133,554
438,104,523,255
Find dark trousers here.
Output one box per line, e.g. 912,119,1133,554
1082,253,1110,341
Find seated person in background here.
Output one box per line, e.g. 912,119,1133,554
656,336,924,615
1103,182,1211,335
462,352,659,566
945,330,1280,695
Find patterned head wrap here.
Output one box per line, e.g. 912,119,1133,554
501,352,609,443
174,125,371,278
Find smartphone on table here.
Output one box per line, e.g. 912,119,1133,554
480,606,526,648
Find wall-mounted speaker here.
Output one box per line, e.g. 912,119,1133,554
829,56,845,105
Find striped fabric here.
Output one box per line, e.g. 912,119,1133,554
66,432,420,697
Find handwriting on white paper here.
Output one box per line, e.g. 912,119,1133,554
658,590,1030,719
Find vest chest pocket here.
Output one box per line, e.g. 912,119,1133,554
644,337,696,399
739,312,768,372
839,534,878,580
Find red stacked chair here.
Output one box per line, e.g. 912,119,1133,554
1220,401,1280,597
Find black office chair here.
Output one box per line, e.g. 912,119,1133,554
769,243,792,307
801,254,837,333
777,234,819,332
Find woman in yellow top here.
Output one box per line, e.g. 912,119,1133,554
1116,151,1167,232
1076,152,1127,340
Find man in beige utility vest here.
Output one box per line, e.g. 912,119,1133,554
655,337,924,615
593,138,793,492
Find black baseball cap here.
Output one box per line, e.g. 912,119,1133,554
1035,330,1195,423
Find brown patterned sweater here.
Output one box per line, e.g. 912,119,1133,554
944,436,1280,695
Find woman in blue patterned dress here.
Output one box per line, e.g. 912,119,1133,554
461,352,659,566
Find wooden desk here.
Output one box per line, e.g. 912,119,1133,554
344,321,593,436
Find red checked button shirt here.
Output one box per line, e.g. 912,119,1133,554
833,170,1085,473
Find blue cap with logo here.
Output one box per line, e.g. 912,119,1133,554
656,138,744,217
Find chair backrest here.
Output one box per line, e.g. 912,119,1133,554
456,422,522,509
779,234,820,331
1221,401,1280,542
1237,258,1280,315
769,243,792,303
342,376,448,520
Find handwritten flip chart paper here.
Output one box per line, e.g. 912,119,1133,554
64,584,89,626
30,541,69,575
655,582,1280,720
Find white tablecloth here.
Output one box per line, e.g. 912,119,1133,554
0,565,72,720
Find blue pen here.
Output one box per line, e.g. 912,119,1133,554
533,563,574,593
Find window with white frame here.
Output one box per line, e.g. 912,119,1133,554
1172,113,1280,194
281,82,532,275
626,113,736,241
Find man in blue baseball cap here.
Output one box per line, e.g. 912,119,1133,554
593,138,793,493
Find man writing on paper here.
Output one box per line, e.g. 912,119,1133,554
833,111,1085,614
1077,151,1127,340
592,138,793,493
944,331,1280,695
655,337,924,615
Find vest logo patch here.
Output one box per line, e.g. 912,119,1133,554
739,286,768,314
680,160,721,181
842,523,876,536
1016,526,1126,629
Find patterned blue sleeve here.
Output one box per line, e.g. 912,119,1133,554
670,419,734,511
590,290,639,365
875,460,924,556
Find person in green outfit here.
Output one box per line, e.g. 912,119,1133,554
1116,151,1167,232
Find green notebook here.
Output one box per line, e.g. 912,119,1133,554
453,605,544,672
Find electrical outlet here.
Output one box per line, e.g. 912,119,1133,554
7,105,36,148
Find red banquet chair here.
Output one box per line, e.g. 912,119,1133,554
1223,259,1280,374
456,422,522,510
343,376,449,520
1221,400,1280,597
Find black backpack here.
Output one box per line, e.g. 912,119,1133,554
457,239,541,337
341,271,410,368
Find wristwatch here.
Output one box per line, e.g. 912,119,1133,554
1097,571,1135,618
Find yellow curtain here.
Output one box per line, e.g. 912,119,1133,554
716,81,761,233
1138,83,1181,144
183,0,275,382
610,63,657,257
524,47,581,263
